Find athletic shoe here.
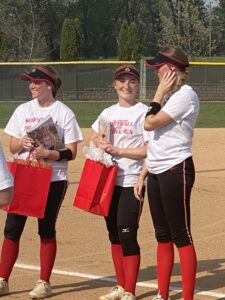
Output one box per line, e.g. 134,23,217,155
29,280,52,299
121,292,136,300
99,285,125,300
152,293,170,300
0,278,9,296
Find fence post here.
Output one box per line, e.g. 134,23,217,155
139,59,146,101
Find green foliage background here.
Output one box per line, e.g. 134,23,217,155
60,18,82,61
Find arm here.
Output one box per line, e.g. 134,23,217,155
31,142,78,161
9,135,36,154
90,129,147,160
0,187,13,208
134,163,148,200
101,142,147,160
89,129,104,147
144,71,176,131
144,110,173,131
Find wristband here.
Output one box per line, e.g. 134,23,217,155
57,148,73,161
145,102,161,117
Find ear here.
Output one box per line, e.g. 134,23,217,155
47,84,53,92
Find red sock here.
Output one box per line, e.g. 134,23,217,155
111,244,125,287
122,255,140,295
157,242,174,299
40,238,57,283
0,238,19,281
178,244,197,300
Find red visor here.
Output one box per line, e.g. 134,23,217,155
145,52,189,68
19,67,61,89
114,66,140,81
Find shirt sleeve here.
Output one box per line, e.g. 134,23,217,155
91,110,106,133
162,90,193,123
4,107,23,138
64,113,83,145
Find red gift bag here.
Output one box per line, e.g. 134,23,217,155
3,158,52,218
73,159,117,216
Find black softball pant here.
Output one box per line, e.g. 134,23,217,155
147,157,195,248
4,181,68,241
105,185,144,256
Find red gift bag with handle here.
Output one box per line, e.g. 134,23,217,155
3,156,52,218
73,159,117,216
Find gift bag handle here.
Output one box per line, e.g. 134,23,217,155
24,150,41,167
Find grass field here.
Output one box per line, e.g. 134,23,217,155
0,101,224,128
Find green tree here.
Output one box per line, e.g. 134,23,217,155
159,0,209,57
60,18,82,61
118,20,129,60
212,0,225,55
0,32,11,61
0,0,48,61
127,22,140,61
33,0,67,60
67,0,117,59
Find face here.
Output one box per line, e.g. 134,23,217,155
155,64,176,81
114,75,139,102
28,80,53,99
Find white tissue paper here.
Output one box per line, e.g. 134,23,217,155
83,143,115,167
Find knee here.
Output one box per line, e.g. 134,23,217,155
118,225,140,256
38,228,56,239
172,229,193,247
4,224,23,241
108,232,120,244
155,226,172,243
4,233,21,242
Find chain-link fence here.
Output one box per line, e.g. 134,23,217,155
0,61,225,101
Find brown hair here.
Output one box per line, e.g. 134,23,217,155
34,65,62,97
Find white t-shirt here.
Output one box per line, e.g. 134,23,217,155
0,143,13,190
4,99,83,182
146,85,200,174
92,102,149,187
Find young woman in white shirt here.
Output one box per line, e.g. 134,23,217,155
135,47,199,300
90,65,148,300
0,65,83,299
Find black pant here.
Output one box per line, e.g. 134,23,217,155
147,157,195,248
105,186,144,256
4,181,68,241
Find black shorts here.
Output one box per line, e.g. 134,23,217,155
4,181,68,241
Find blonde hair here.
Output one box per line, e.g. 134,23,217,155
160,47,189,96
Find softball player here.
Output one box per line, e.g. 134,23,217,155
135,47,199,300
90,65,148,300
0,65,83,299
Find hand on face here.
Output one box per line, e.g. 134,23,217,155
157,66,177,96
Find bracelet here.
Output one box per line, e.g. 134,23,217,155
145,102,161,117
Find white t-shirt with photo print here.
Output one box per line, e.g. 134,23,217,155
92,102,149,187
4,98,83,182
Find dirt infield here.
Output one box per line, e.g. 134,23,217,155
0,128,225,300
